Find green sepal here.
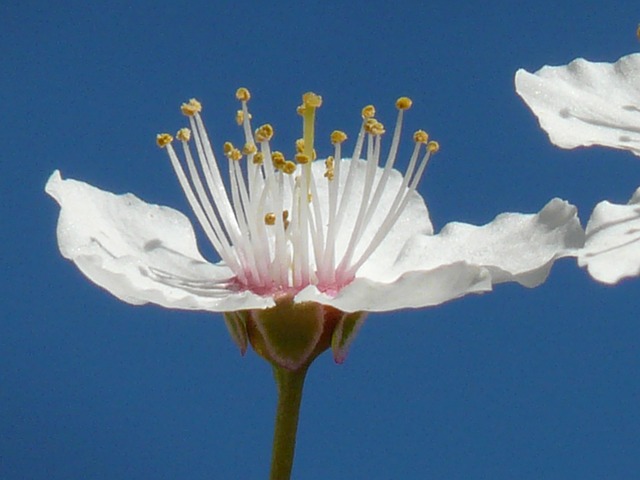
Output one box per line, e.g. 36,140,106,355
331,311,366,364
223,311,249,356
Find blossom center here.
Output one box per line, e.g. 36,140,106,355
157,90,439,297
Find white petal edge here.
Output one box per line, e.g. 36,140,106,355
392,198,584,288
578,187,640,284
515,53,640,156
46,171,274,311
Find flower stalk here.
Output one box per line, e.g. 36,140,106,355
269,365,308,480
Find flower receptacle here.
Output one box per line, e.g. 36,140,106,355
225,299,366,371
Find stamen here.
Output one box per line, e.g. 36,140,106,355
176,128,191,142
156,133,173,147
252,152,264,165
235,87,251,102
272,151,286,168
236,110,251,125
242,142,257,155
181,98,202,116
159,135,245,283
229,148,242,161
302,92,323,108
295,153,311,164
414,130,429,143
282,161,297,175
328,115,367,265
255,124,274,142
324,156,335,180
264,212,276,225
347,140,438,278
361,105,375,119
331,130,347,144
395,96,413,110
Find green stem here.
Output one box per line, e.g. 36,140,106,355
269,365,308,480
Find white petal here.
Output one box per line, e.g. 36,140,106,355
395,199,585,288
295,263,492,313
515,53,640,156
46,171,273,311
578,187,640,284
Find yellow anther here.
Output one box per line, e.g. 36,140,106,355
255,124,274,142
180,98,202,116
324,156,335,180
156,133,173,148
413,130,429,144
361,105,376,119
330,130,347,144
296,138,305,153
296,105,305,116
264,212,276,226
396,97,413,110
242,142,257,155
295,153,311,164
223,141,234,155
236,110,252,125
364,118,385,135
302,92,323,108
637,23,640,41
371,121,385,135
176,128,191,142
230,148,243,161
364,118,377,133
272,151,285,167
282,161,297,174
252,152,264,165
235,87,251,102
427,140,440,153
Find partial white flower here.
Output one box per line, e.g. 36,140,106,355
578,187,640,284
516,53,640,284
515,53,640,156
47,90,584,315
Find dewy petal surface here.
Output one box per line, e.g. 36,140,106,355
515,53,640,156
46,170,273,311
578,187,640,284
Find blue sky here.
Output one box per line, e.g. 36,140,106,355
2,1,640,478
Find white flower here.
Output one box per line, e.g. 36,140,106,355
516,53,640,284
46,90,583,315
